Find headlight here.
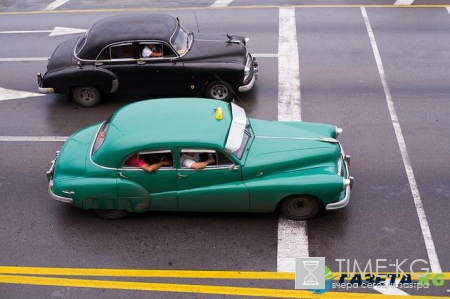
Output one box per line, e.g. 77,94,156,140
244,66,250,76
336,127,343,137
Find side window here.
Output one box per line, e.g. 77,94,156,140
140,42,176,58
179,149,234,169
123,150,173,169
98,43,134,60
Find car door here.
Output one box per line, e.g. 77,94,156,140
176,148,249,211
95,42,137,91
135,41,188,95
116,150,178,210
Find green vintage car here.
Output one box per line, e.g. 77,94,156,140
47,98,353,220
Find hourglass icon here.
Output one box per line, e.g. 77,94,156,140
302,260,319,286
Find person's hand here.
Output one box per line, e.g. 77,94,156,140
161,157,172,166
207,154,215,164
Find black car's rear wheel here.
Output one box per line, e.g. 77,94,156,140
205,81,233,102
73,86,101,107
280,195,320,220
94,209,129,220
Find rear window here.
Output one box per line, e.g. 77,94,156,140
92,115,112,155
75,32,88,55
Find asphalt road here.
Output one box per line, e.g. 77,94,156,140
0,1,449,298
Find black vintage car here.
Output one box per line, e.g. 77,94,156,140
37,13,258,107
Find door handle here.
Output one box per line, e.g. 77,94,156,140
178,173,188,178
137,60,146,65
119,172,128,179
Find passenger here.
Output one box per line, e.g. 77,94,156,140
180,152,215,169
142,43,163,58
126,155,171,172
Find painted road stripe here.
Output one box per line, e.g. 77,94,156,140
0,58,48,61
45,0,70,10
277,7,307,273
1,267,449,280
0,136,67,142
447,7,450,14
0,5,449,16
0,87,45,101
210,0,233,7
1,274,448,299
361,7,442,274
394,0,415,5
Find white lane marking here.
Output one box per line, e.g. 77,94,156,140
361,7,442,274
0,87,45,101
278,7,301,122
0,136,67,142
447,7,450,14
45,0,70,10
0,58,48,62
0,27,86,36
0,30,51,34
210,0,233,7
277,7,307,273
252,53,278,58
394,0,415,5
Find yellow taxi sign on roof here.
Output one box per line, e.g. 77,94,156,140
215,107,223,120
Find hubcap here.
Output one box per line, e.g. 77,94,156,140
211,84,229,100
79,88,95,102
288,198,313,217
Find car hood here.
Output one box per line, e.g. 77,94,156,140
182,33,247,63
243,119,341,178
46,37,78,73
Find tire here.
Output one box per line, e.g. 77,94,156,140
73,86,101,107
205,81,233,102
280,195,320,220
94,209,129,220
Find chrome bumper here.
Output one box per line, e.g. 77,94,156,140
37,73,54,94
326,146,353,211
238,57,258,93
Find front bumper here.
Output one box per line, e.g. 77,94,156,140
326,147,353,211
37,73,54,94
238,57,258,93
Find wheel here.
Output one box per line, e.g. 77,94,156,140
94,209,129,220
73,86,101,107
205,81,233,102
280,195,320,220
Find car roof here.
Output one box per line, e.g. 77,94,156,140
77,13,179,60
93,98,233,167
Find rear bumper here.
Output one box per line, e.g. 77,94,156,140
37,73,54,94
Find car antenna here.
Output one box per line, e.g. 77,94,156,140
194,11,200,33
214,74,248,110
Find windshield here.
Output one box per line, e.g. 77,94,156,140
171,24,191,55
232,125,252,160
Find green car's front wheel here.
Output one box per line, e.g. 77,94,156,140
94,209,129,220
281,195,320,220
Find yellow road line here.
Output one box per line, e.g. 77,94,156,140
0,266,292,279
1,266,449,281
0,274,447,299
0,5,449,15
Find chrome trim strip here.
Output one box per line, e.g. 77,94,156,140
110,79,119,93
